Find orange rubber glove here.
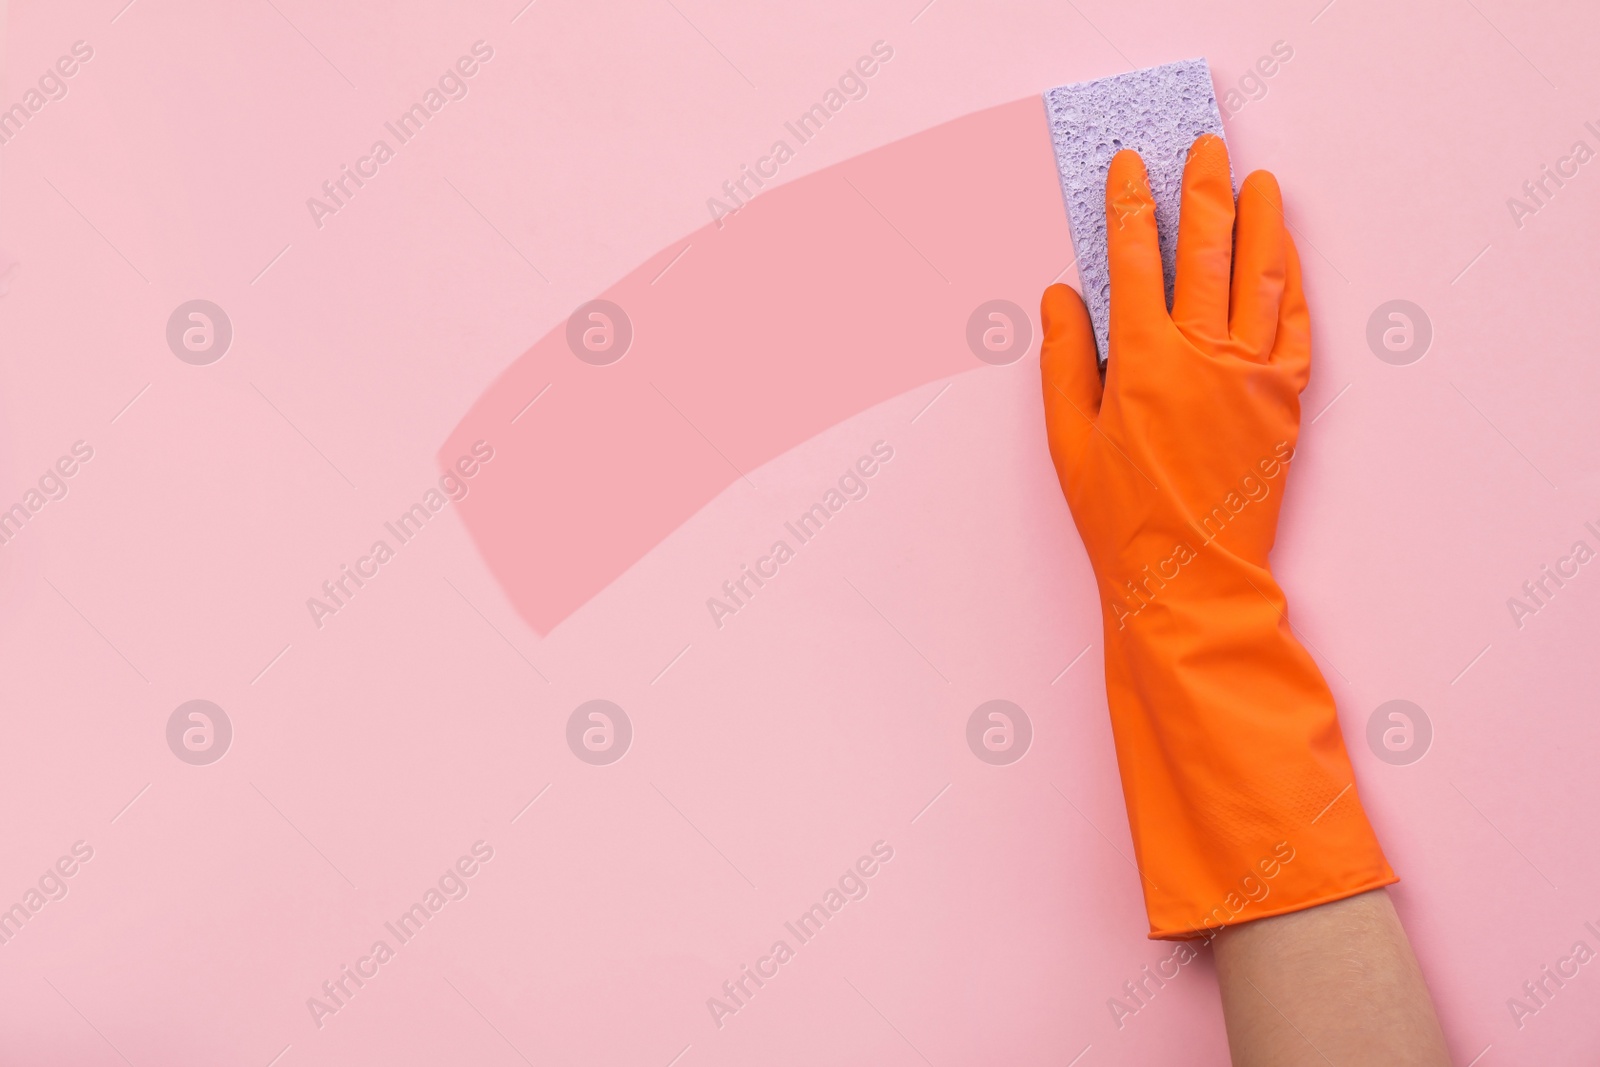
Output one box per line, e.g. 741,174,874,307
1040,134,1396,939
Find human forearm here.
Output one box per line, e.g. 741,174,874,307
1212,888,1449,1066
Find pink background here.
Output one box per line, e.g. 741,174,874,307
2,0,1598,1064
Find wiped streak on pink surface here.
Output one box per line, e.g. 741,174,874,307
442,98,1070,635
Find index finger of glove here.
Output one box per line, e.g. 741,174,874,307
1105,150,1171,343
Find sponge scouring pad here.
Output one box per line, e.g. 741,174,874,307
1043,59,1229,362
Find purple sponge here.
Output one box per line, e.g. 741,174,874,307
1043,59,1229,362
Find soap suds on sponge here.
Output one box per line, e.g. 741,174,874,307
1043,59,1229,362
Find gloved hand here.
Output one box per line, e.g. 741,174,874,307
1040,134,1395,939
